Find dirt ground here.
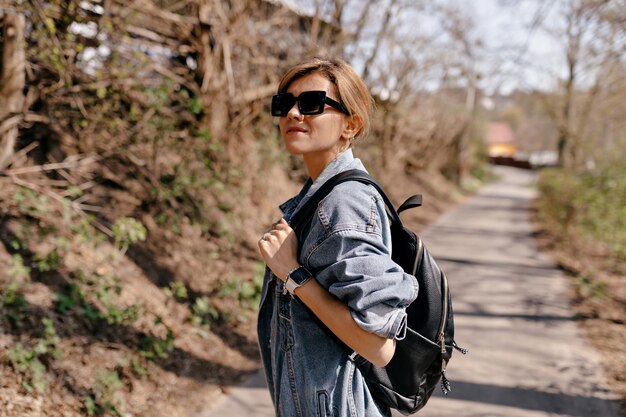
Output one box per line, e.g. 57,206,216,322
0,161,462,417
530,211,626,416
1,167,623,417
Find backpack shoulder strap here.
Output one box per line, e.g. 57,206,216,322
398,195,422,214
290,169,404,232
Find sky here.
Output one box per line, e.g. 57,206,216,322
286,0,567,94
464,0,564,93
70,0,570,95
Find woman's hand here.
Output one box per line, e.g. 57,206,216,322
258,218,299,281
259,219,396,367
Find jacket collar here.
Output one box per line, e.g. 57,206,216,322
279,148,366,221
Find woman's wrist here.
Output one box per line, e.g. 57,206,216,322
277,263,300,282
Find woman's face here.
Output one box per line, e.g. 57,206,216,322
278,73,352,171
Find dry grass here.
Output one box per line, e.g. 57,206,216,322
531,208,626,416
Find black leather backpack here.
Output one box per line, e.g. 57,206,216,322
290,169,466,415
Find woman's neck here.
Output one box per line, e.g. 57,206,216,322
303,143,350,181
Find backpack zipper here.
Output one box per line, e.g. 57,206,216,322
412,238,425,276
438,272,452,396
437,272,449,354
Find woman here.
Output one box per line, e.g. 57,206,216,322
257,57,418,417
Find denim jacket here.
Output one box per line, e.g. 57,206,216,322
257,149,419,417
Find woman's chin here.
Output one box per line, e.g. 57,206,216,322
284,147,306,155
283,140,308,155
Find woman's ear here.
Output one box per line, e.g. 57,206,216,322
342,114,362,141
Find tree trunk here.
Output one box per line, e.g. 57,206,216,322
197,1,228,142
0,12,25,171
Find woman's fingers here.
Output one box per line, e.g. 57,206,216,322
258,230,285,250
273,218,290,231
261,218,291,241
258,218,295,250
258,218,293,250
258,218,299,281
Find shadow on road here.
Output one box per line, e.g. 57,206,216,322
454,310,578,322
432,380,620,417
436,255,556,272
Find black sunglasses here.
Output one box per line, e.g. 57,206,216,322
271,90,349,117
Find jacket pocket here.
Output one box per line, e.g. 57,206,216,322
317,390,332,417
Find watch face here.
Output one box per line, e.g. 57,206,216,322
290,267,311,285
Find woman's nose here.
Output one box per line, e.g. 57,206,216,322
286,102,303,119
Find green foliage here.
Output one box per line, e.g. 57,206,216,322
65,186,84,199
5,318,62,393
6,343,47,393
54,274,140,326
163,281,188,302
189,96,203,115
576,272,608,299
39,318,62,356
112,217,147,254
73,216,106,246
92,274,140,325
219,266,264,310
537,164,626,261
130,357,151,378
83,395,100,417
190,296,220,326
138,326,175,361
8,254,31,279
0,282,29,328
54,283,83,313
12,188,50,218
8,220,55,249
84,368,125,416
35,248,61,272
163,282,240,328
54,282,100,321
9,236,26,251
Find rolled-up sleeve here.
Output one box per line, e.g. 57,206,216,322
303,186,419,340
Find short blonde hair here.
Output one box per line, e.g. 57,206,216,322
277,57,375,141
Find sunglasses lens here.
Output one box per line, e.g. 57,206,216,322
271,93,295,116
298,91,325,115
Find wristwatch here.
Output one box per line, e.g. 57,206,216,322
284,266,312,296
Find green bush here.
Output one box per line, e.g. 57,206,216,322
54,272,140,326
163,281,188,302
190,296,220,326
112,217,147,254
5,318,62,393
138,328,175,361
0,282,29,328
84,368,125,416
219,274,263,310
537,164,626,262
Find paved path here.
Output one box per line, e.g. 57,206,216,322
200,166,620,417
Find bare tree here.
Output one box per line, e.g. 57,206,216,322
0,10,25,171
433,3,484,183
524,0,625,167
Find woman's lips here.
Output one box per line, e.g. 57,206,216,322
286,126,307,134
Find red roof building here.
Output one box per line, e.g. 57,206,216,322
486,122,517,158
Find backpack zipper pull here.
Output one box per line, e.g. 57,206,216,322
440,371,451,395
452,340,468,354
